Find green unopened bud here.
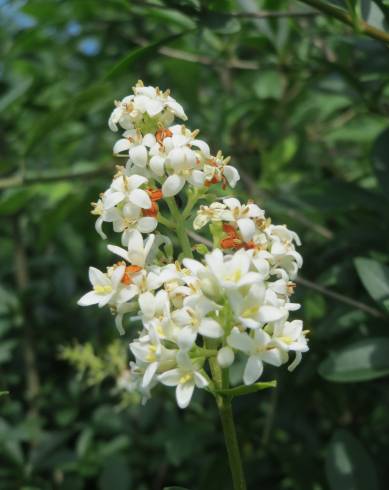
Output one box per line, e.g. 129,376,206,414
194,243,209,255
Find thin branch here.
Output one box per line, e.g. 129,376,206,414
298,0,389,44
131,0,319,19
133,38,261,70
295,276,385,318
0,165,113,190
13,217,41,419
187,231,384,318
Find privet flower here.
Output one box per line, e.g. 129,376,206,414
78,81,309,409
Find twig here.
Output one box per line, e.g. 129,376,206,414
132,1,319,19
187,231,384,318
295,276,385,318
13,217,41,419
298,0,389,44
0,165,113,190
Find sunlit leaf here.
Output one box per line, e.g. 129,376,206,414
319,338,389,382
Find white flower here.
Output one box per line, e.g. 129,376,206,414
103,174,151,210
227,327,283,385
172,294,223,350
108,230,155,267
271,319,309,371
78,265,137,308
222,198,265,242
159,352,208,409
130,329,176,388
228,283,287,329
205,249,262,290
108,81,187,133
193,201,231,230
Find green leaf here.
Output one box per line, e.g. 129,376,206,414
319,337,389,382
354,257,389,311
213,380,277,397
104,31,193,80
253,70,285,100
326,430,378,490
0,77,33,113
372,127,389,194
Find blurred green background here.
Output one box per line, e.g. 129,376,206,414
1,1,389,489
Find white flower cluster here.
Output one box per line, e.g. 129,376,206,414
78,82,308,409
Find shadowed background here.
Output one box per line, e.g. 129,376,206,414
1,1,389,489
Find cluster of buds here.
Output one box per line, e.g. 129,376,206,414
79,81,308,409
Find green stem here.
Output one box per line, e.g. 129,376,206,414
165,197,193,258
218,396,247,490
205,339,247,490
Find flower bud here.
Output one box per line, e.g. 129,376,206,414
217,346,234,368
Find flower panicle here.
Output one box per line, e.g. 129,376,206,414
78,81,308,409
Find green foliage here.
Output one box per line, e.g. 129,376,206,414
1,0,389,488
326,430,379,490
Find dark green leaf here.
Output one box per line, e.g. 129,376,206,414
319,337,389,382
354,257,389,311
326,430,378,490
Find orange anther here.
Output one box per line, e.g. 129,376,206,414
121,265,142,285
223,223,238,237
156,128,173,145
147,188,163,202
142,202,159,217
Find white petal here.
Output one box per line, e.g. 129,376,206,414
139,291,156,318
223,166,240,187
127,174,148,189
168,148,185,169
129,145,148,167
167,97,187,120
237,218,255,242
198,318,223,338
113,138,131,154
94,216,107,240
77,291,100,306
227,329,252,353
258,306,284,324
138,217,158,233
129,188,152,209
288,351,302,372
159,368,181,386
142,362,158,388
243,355,263,385
145,98,164,117
194,372,208,389
88,267,108,286
191,139,210,156
107,244,129,261
149,155,165,176
176,382,195,409
262,348,283,367
103,191,124,209
161,174,185,197
177,326,197,351
111,265,125,288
